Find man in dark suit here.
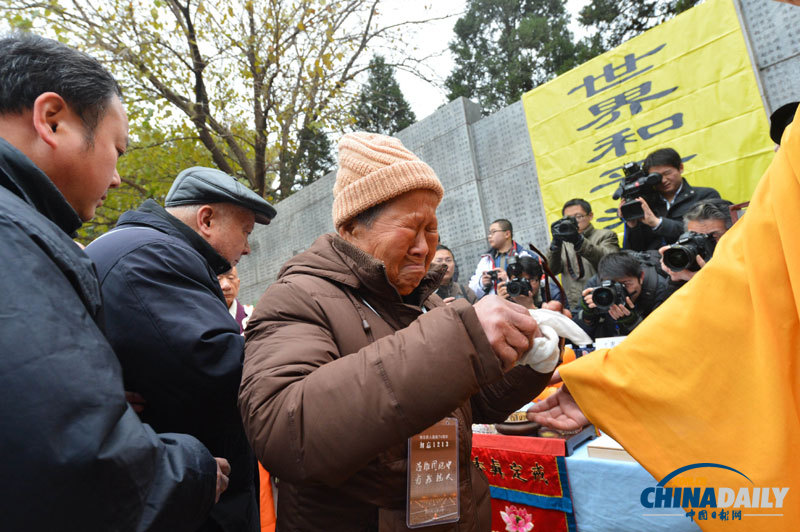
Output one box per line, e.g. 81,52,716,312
622,147,721,251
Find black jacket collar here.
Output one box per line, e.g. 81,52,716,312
0,137,83,236
666,179,695,208
118,199,231,275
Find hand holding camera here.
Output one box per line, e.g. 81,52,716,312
481,268,507,290
614,162,664,222
661,231,716,273
550,216,581,245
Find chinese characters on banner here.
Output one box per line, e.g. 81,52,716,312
471,441,576,532
522,0,773,232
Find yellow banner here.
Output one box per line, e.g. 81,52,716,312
522,0,773,232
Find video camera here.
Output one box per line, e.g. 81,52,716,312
590,280,629,312
613,162,664,221
504,256,532,298
662,231,716,272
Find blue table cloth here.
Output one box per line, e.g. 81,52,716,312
565,441,700,531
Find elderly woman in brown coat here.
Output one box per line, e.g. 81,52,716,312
239,132,559,531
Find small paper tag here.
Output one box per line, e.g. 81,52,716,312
406,417,460,528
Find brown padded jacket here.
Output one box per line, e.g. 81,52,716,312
239,234,551,531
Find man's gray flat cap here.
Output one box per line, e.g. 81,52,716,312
165,166,276,225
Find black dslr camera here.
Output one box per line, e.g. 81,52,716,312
662,231,716,272
613,162,664,221
504,256,532,298
551,216,580,241
591,280,629,312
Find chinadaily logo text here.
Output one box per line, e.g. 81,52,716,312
640,463,789,523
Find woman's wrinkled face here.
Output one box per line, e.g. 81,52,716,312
340,189,439,295
432,248,455,284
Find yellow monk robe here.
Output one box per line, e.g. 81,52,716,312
560,113,800,530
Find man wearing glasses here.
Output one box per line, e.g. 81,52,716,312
469,218,535,298
547,198,619,311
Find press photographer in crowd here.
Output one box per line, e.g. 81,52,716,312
547,198,619,312
576,252,669,340
659,199,733,291
432,244,478,304
620,147,721,251
497,255,543,309
469,218,534,298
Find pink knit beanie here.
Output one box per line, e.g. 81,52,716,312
332,132,444,228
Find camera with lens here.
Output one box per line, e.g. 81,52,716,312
613,162,665,221
504,256,532,298
590,280,629,312
551,216,580,241
622,249,661,268
662,231,716,272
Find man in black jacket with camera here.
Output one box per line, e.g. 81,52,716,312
576,252,668,340
622,148,720,251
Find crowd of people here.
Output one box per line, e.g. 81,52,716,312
1,30,798,531
446,145,738,343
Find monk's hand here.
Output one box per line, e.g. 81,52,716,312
474,295,540,371
527,387,588,431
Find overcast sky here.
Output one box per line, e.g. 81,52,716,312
380,0,591,120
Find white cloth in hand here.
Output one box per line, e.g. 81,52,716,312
516,309,593,373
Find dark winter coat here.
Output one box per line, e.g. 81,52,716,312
85,200,258,532
624,179,721,251
239,233,552,531
0,138,217,531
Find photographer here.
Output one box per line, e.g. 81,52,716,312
548,198,619,312
576,252,668,340
469,218,534,298
497,255,543,309
432,244,478,304
621,148,721,252
659,199,733,290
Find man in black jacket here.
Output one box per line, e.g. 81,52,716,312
575,252,669,340
86,167,276,532
622,147,721,251
0,34,226,531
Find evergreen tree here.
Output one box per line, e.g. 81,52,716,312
294,125,336,190
354,55,417,135
579,0,702,54
445,0,589,114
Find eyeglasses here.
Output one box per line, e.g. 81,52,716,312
487,229,507,237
